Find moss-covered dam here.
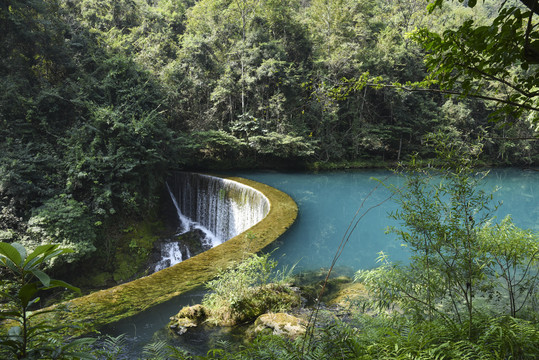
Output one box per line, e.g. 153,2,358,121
51,174,298,334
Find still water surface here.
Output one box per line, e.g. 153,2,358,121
233,168,538,272
102,168,538,356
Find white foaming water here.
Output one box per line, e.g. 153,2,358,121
154,174,269,272
165,182,193,235
165,182,221,246
169,172,270,242
154,242,182,272
154,184,221,272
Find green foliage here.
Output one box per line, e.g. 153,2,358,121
1,1,538,357
350,314,539,360
412,0,539,123
192,131,248,162
249,132,317,159
141,340,193,360
2,1,537,259
200,314,533,359
188,147,538,358
0,242,94,359
91,334,128,360
478,215,539,318
0,142,59,234
26,195,97,265
110,220,164,283
389,139,494,325
353,139,538,360
202,253,298,325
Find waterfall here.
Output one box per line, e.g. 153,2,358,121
154,173,270,272
168,172,270,242
166,182,191,234
165,182,220,245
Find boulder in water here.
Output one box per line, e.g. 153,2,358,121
169,304,208,335
250,312,306,339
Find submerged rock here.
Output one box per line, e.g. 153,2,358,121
326,282,368,307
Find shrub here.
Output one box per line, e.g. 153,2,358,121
202,253,299,325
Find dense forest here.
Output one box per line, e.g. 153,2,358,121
1,0,538,269
1,0,539,358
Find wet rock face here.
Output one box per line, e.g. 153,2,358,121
177,229,212,258
149,229,210,272
169,317,198,335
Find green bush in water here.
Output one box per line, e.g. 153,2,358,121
202,253,299,326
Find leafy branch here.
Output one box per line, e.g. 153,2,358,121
328,73,539,115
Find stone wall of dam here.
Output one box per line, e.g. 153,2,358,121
49,175,298,334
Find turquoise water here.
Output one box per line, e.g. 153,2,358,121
235,169,404,272
232,168,538,273
101,168,538,356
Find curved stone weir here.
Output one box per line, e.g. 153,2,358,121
154,173,271,271
45,175,298,334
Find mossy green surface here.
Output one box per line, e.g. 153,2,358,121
112,220,163,283
205,284,301,326
68,219,166,292
46,176,298,334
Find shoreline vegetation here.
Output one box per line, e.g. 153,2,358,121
2,162,538,359
39,176,298,335
188,157,539,173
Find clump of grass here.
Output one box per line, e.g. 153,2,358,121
202,253,299,325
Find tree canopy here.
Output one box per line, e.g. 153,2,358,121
414,0,539,123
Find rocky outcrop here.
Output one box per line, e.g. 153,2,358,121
169,304,208,335
168,283,301,334
250,312,306,339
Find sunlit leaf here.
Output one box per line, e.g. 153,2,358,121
0,242,23,267
31,269,51,287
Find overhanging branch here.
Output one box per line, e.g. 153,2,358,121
358,82,539,113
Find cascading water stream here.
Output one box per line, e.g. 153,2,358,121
154,242,183,272
154,174,270,272
154,183,221,272
166,182,191,234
